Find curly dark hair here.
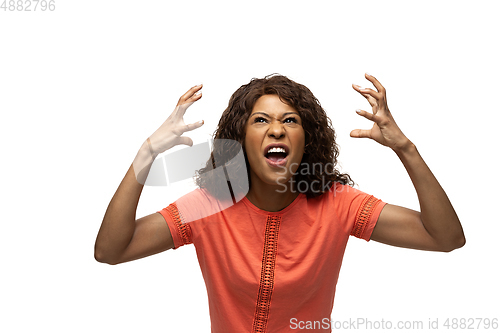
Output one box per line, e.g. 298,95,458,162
194,74,353,199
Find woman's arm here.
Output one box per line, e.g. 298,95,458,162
351,74,465,252
94,85,204,265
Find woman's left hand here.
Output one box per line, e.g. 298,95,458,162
351,74,412,152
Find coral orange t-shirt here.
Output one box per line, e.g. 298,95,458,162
158,182,386,333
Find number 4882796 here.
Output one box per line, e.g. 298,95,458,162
1,0,56,11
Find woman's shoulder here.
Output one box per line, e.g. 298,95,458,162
175,187,237,223
305,182,372,210
311,181,360,200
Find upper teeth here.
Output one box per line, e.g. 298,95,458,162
267,147,286,154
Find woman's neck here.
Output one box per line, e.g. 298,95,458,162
245,178,300,212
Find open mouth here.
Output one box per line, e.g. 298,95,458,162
264,144,289,167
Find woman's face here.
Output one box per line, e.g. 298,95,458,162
244,94,305,189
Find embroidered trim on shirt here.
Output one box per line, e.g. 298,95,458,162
166,203,192,247
351,195,380,238
252,215,282,333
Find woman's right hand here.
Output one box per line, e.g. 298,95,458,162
148,84,205,155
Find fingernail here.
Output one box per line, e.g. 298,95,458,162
355,109,361,114
365,72,373,77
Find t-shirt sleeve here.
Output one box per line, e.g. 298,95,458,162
158,203,193,249
350,194,386,241
331,182,386,242
157,188,233,249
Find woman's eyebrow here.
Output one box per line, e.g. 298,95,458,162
250,111,300,118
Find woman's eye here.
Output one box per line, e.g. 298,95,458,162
253,116,298,124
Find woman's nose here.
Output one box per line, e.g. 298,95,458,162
268,122,285,139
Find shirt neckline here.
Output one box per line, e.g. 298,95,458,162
241,192,305,215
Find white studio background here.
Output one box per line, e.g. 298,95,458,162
1,1,498,332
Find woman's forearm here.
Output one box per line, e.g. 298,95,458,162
94,141,157,263
394,143,466,251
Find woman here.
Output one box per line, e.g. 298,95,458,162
95,74,465,332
